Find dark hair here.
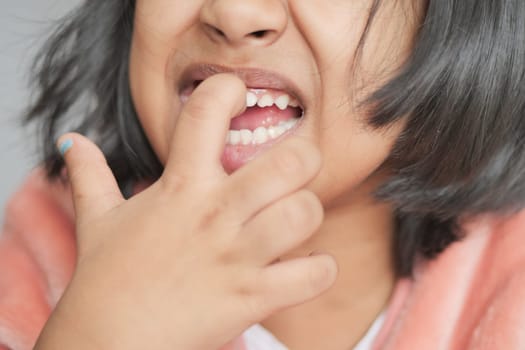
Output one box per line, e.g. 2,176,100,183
24,0,525,276
26,0,161,186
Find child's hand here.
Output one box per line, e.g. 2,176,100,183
35,74,338,350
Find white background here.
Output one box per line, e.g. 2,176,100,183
0,0,81,221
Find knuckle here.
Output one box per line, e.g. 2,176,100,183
307,258,337,293
241,286,270,320
68,152,102,179
197,204,222,230
183,98,214,125
271,146,305,177
270,141,321,180
72,190,92,209
283,191,323,232
196,196,238,232
233,271,270,320
159,172,186,194
216,248,239,265
233,271,257,298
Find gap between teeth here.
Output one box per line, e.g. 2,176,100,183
226,119,299,146
246,91,300,110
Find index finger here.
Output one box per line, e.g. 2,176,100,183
163,74,246,181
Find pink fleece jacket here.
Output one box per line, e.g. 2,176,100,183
1,170,525,350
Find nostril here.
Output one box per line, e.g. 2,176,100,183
214,28,225,38
192,80,203,90
204,24,226,38
250,30,269,39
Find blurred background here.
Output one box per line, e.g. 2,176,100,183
0,0,80,221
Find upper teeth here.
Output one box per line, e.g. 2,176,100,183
246,91,300,110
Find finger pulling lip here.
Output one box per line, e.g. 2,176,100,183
177,63,307,173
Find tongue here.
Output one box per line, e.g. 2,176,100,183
230,106,299,131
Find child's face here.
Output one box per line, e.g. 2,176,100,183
129,0,422,205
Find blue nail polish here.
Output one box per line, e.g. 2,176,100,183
58,139,73,155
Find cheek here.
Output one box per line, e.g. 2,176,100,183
310,111,403,205
130,2,203,164
129,34,181,165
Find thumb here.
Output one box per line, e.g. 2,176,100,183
57,133,124,221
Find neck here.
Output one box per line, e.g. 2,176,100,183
261,181,396,350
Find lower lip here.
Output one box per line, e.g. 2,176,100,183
221,118,303,174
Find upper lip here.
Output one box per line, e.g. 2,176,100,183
178,63,306,109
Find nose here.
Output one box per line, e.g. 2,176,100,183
200,0,288,47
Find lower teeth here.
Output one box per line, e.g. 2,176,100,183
226,119,299,146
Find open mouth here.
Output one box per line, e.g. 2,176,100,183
178,65,306,172
182,81,305,146
229,88,304,145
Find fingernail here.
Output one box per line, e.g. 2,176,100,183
58,139,73,156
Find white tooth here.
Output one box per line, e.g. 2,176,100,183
279,120,294,131
274,95,290,110
246,92,258,107
257,95,274,108
228,130,241,145
289,98,300,108
283,119,297,131
240,129,253,145
253,127,269,144
271,125,286,139
267,126,279,139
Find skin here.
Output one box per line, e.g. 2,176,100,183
130,0,421,349
35,1,424,349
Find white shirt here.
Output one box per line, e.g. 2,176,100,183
242,311,386,350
